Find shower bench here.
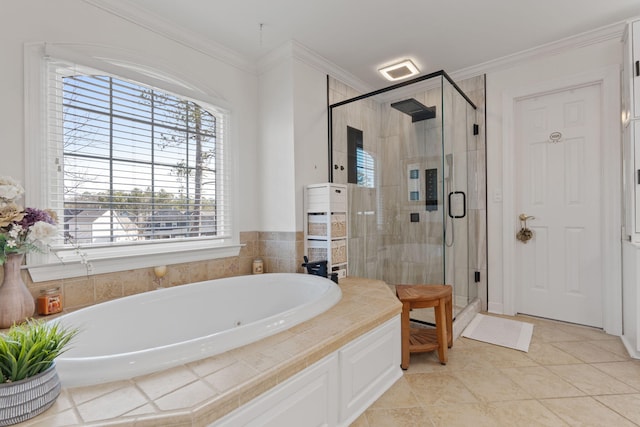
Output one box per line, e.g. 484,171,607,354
396,284,453,369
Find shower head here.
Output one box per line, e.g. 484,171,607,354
390,98,436,122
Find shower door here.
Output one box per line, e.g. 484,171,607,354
442,78,473,316
328,72,478,320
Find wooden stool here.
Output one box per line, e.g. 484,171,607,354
395,284,453,369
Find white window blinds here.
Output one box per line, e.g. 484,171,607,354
357,148,375,188
46,58,231,249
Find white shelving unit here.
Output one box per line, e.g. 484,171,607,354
622,16,640,358
623,17,640,239
304,183,348,279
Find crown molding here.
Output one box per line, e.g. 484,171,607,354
290,41,373,93
83,0,256,74
260,20,626,99
257,40,373,94
81,1,627,93
450,20,626,81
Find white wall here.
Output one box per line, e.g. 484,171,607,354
258,49,296,232
485,38,622,313
1,0,260,231
258,43,329,232
293,60,330,230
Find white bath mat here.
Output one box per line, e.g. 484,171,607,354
461,314,534,352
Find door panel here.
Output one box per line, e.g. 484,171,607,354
515,83,602,327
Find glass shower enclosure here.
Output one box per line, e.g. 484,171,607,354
329,70,478,319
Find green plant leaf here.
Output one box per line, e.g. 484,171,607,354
0,318,78,383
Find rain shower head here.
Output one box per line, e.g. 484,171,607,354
390,98,436,122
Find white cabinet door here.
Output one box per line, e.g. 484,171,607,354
212,355,338,427
635,121,640,234
633,20,640,119
338,316,401,424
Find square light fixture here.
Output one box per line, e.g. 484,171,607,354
378,59,419,81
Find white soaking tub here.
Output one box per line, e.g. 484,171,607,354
53,273,341,387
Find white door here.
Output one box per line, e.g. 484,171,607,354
514,83,603,327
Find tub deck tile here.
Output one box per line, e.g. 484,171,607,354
74,384,149,422
136,365,200,400
153,380,218,412
204,360,259,393
67,379,132,405
187,351,239,378
15,276,401,426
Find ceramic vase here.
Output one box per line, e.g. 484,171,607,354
0,254,35,329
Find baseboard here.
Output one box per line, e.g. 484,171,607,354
621,335,640,359
487,302,504,314
453,297,481,340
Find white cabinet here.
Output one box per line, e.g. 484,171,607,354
210,316,402,427
622,18,640,360
632,20,640,119
211,355,339,427
338,316,401,424
623,19,640,122
622,18,640,240
304,183,348,278
622,242,640,358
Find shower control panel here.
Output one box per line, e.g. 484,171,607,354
425,168,438,211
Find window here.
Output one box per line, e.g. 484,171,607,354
356,148,375,188
347,126,375,188
25,48,238,281
60,74,221,243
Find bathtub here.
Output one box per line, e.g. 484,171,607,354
52,273,342,387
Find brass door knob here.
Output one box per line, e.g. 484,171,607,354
517,214,535,243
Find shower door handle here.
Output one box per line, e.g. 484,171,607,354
448,191,466,219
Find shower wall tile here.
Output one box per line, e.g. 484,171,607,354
347,100,363,133
381,107,400,138
467,150,480,210
348,236,365,277
469,149,487,211
454,266,469,301
468,209,488,271
381,136,401,186
328,76,362,104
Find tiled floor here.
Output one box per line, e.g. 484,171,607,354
351,314,640,426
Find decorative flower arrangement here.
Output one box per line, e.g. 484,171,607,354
0,176,58,265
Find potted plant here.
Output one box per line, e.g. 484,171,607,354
0,319,78,426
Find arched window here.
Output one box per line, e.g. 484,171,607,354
61,74,222,243
25,46,237,281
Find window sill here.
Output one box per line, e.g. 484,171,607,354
27,241,242,283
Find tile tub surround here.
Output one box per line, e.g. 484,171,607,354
15,277,401,426
19,231,304,313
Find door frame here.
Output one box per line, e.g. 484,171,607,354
501,66,621,334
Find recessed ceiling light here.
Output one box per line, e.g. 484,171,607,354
378,59,419,81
